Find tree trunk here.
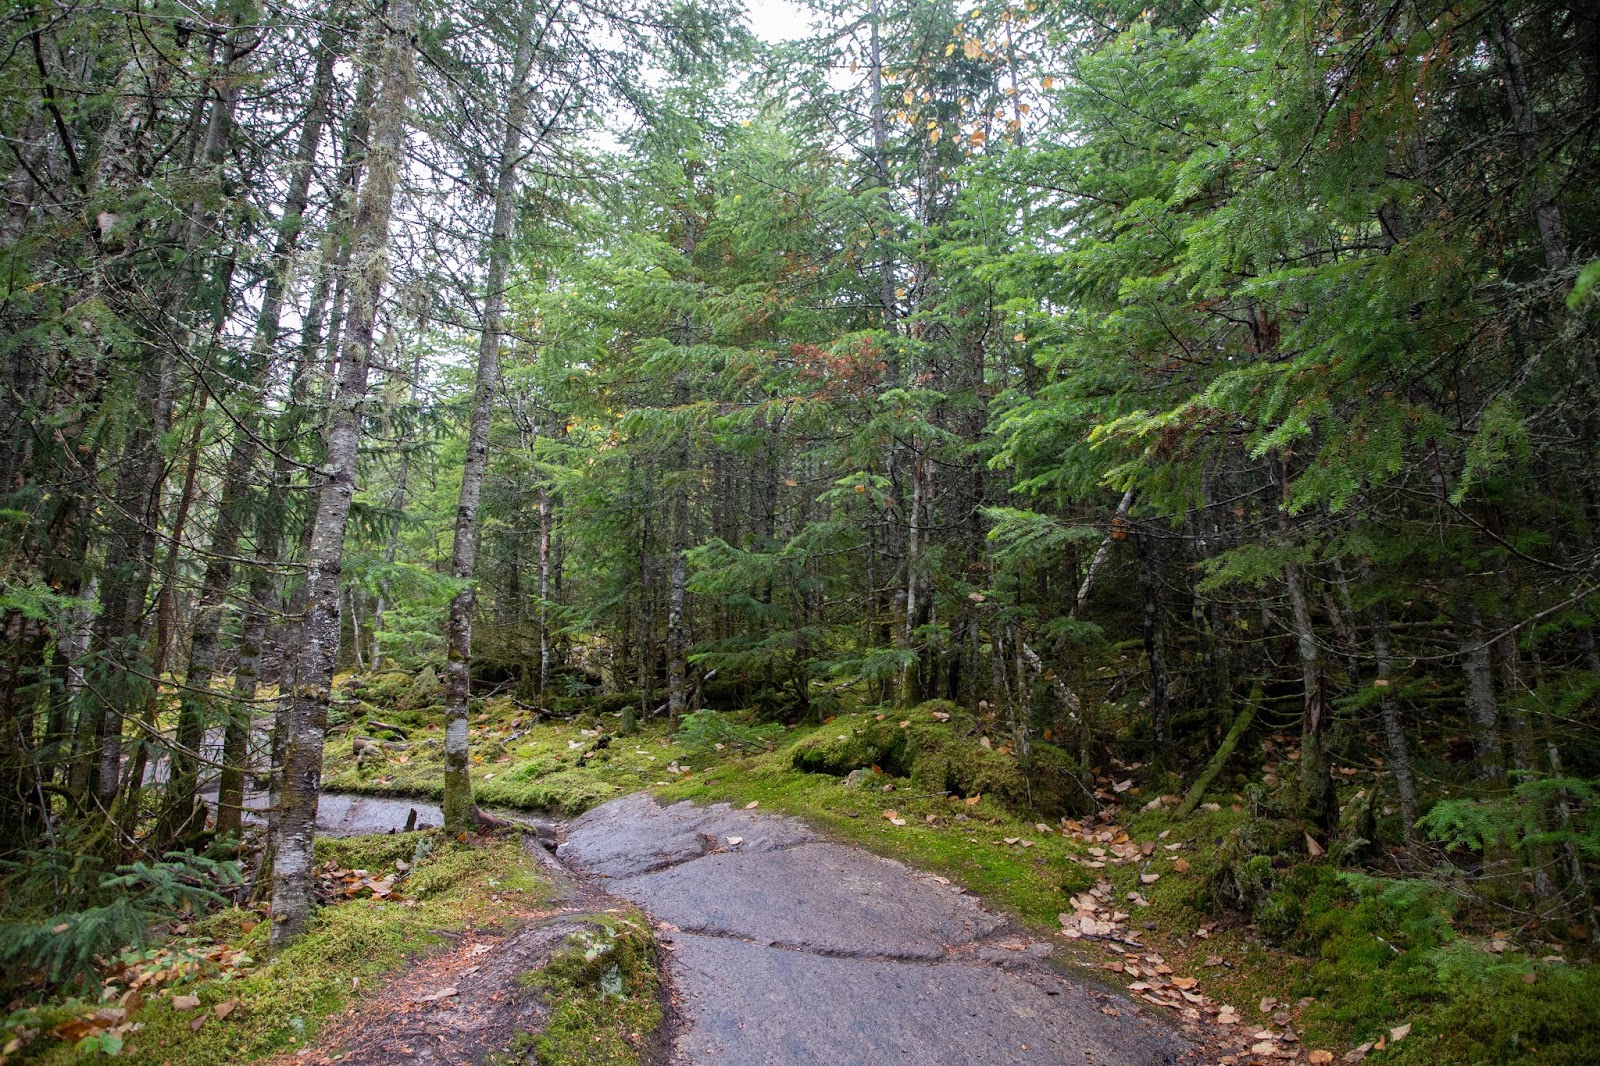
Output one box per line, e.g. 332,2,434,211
269,0,415,945
442,25,533,834
164,32,335,842
1369,596,1420,847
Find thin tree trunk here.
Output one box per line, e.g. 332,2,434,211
1277,460,1334,829
1369,595,1420,847
164,34,335,841
1137,528,1170,760
442,25,533,833
269,0,415,945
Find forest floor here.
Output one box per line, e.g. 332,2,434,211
12,676,1595,1065
303,675,1598,1065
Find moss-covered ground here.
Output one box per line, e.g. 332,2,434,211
8,832,544,1064
317,670,1597,1066
516,908,662,1066
17,668,1592,1064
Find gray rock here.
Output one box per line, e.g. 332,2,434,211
557,792,817,878
666,932,1192,1066
611,841,1001,959
558,792,1194,1066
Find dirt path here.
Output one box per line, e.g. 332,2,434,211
559,793,1196,1066
278,837,631,1066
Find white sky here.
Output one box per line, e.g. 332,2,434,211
744,0,816,43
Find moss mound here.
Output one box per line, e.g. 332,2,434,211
788,702,1089,817
522,912,661,1066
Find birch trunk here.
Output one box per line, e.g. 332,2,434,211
442,26,533,832
269,0,415,944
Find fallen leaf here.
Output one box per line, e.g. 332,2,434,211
744,801,759,809
1140,873,1160,884
1173,858,1190,873
414,987,459,1003
1171,977,1198,990
1389,1023,1412,1042
1309,1052,1335,1064
172,994,200,1011
725,836,743,846
213,999,238,1020
1306,833,1326,858
964,795,981,806
1113,778,1134,793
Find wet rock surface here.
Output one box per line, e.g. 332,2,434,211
560,794,1196,1066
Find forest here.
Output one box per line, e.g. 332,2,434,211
1,0,1598,1062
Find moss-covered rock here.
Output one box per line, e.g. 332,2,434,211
409,665,442,709
521,911,661,1066
789,702,1089,817
790,717,910,776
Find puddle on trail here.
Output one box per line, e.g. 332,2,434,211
221,790,559,838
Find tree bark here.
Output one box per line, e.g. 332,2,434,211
165,31,335,842
269,0,415,945
442,25,533,834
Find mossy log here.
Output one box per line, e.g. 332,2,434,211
1176,695,1258,819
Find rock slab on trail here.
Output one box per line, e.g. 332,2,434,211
559,793,1194,1066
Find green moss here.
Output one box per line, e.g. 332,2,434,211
1382,962,1600,1066
521,911,661,1066
790,718,908,775
477,769,620,815
787,704,1087,817
33,836,547,1066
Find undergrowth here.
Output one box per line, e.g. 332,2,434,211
5,833,543,1064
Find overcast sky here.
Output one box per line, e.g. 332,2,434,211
745,0,815,43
